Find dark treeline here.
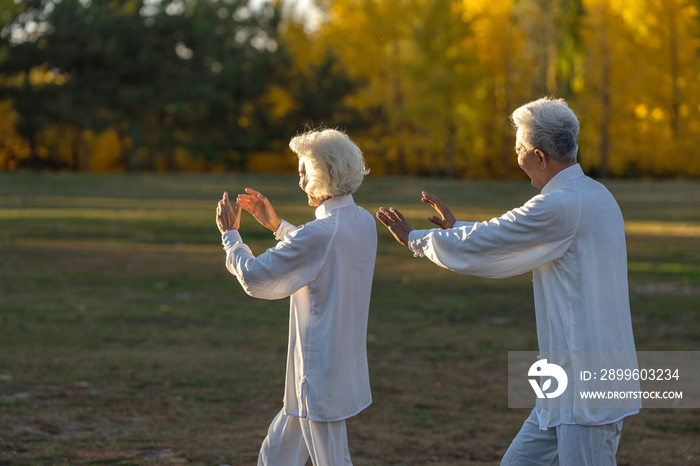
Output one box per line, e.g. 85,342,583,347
0,0,363,173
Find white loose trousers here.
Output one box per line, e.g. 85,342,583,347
258,409,353,466
501,408,623,466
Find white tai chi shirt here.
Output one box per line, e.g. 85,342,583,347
222,194,377,422
407,164,640,429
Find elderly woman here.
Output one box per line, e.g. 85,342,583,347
215,129,377,466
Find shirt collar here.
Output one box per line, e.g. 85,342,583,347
541,163,585,194
315,194,355,218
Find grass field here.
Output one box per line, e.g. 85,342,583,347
1,172,699,466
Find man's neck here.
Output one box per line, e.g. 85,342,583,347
541,162,576,188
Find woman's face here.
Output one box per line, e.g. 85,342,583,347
299,160,325,207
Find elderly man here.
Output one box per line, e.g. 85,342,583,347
377,97,639,465
216,129,377,466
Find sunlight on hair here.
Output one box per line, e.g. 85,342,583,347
289,129,369,199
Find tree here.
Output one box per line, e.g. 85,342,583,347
0,0,293,172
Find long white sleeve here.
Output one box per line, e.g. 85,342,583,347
222,220,335,300
408,192,579,279
274,219,298,241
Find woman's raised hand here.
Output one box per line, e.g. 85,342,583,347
216,191,242,233
237,188,282,233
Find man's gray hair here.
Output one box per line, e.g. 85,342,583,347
511,97,580,164
290,128,369,199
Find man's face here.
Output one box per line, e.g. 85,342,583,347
515,130,544,188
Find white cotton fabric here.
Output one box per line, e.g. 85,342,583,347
500,408,623,466
258,408,353,466
407,164,640,429
222,194,377,422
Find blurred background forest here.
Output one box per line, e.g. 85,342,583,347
1,0,699,178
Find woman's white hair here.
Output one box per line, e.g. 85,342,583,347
511,97,580,164
289,128,369,199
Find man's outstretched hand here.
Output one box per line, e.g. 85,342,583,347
237,188,282,233
216,191,242,233
422,191,456,229
376,207,415,247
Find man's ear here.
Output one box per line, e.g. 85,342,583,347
534,149,547,169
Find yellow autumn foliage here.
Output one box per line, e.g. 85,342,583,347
2,0,700,177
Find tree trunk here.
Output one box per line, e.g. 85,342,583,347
431,148,440,177
239,151,249,173
72,130,81,172
72,129,90,172
118,129,141,172
29,136,41,171
668,6,680,140
165,146,178,172
119,134,129,172
500,51,513,179
444,122,455,178
523,0,553,97
391,40,407,175
129,127,142,172
545,0,558,95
